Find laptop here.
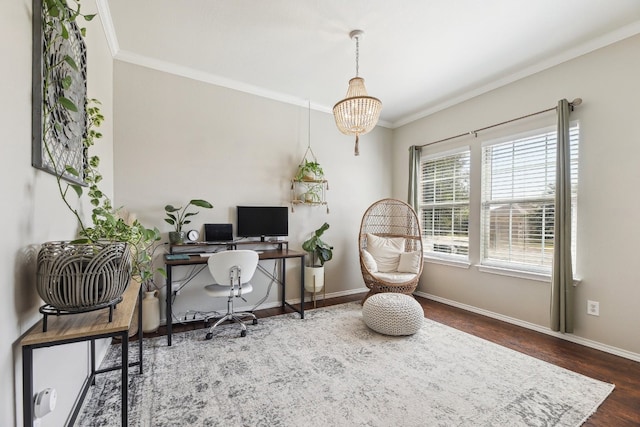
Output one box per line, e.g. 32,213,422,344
204,223,233,243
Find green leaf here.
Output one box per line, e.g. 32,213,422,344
61,23,69,39
164,205,180,213
84,14,96,21
62,76,72,89
65,165,79,176
58,96,78,112
64,55,78,71
80,27,87,37
190,199,213,208
70,184,82,197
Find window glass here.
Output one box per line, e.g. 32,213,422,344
480,124,579,272
419,148,470,260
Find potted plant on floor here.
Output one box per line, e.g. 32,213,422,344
301,222,333,294
164,199,214,244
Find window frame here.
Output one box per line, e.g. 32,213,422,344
479,123,579,275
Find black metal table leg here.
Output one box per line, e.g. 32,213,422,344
166,265,173,346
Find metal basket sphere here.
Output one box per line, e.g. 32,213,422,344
36,241,132,311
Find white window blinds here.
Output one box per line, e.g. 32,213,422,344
419,148,470,259
480,124,579,272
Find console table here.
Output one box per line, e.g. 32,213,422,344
164,243,305,346
21,281,143,426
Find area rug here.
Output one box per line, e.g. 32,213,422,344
77,302,614,426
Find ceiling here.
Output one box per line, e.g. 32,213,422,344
102,0,640,128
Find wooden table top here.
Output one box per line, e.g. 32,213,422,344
21,280,140,347
164,249,305,266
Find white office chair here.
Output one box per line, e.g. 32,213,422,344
203,250,259,339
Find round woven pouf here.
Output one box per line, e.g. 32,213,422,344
362,293,424,336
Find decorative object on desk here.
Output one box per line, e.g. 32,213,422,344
186,229,199,242
302,222,333,303
142,290,161,333
333,30,382,156
290,102,329,213
164,199,213,244
33,0,162,313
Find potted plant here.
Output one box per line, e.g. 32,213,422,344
301,222,333,293
295,159,324,182
164,199,213,244
35,1,163,315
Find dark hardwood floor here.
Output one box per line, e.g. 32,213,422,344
139,293,640,426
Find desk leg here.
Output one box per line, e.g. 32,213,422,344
281,258,286,310
138,283,143,373
22,346,33,427
300,255,305,319
121,330,128,426
166,265,172,346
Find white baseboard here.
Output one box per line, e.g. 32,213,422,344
415,291,640,363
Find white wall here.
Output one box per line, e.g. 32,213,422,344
392,34,640,357
112,61,393,321
2,1,114,426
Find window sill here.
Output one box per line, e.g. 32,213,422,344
477,264,550,282
424,255,470,269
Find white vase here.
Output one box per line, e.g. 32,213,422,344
142,290,160,333
304,266,325,292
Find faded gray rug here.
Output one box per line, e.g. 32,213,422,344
77,302,613,426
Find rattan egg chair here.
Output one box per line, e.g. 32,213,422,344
359,198,423,302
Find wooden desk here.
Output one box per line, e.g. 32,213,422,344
164,248,306,346
21,281,143,427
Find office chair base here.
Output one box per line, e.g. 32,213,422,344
204,311,258,340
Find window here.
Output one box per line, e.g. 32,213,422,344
419,148,470,260
480,124,579,273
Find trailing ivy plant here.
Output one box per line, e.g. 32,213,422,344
40,0,164,290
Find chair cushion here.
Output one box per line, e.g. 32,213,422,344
204,282,253,297
362,249,378,273
397,251,422,274
362,293,424,336
366,233,405,272
369,271,417,284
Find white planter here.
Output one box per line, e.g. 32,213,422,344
142,290,160,333
304,266,325,292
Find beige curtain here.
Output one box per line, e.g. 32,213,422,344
408,145,421,211
550,99,574,333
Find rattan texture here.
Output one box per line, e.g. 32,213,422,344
359,198,423,301
36,241,132,311
362,293,424,336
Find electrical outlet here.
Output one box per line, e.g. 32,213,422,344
587,300,599,316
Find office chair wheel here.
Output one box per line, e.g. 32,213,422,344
240,330,247,337
205,332,213,340
252,319,258,325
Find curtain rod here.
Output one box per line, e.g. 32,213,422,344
417,98,582,148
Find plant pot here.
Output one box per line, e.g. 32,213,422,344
142,290,160,333
304,266,325,292
169,231,186,245
36,241,132,311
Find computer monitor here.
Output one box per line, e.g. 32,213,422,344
236,206,288,241
204,223,233,242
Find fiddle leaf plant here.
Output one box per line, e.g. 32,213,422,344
302,222,333,267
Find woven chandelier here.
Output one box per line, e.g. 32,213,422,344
333,30,382,156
